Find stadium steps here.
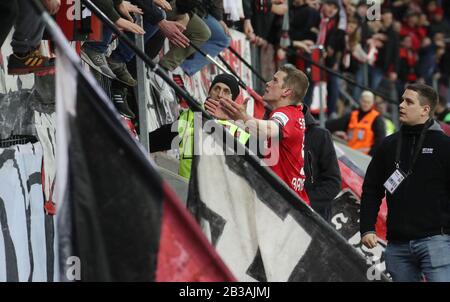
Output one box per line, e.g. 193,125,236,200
152,152,188,204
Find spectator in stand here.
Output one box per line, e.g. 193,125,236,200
0,0,17,48
318,0,346,117
345,17,378,101
242,0,288,46
326,90,386,156
370,9,399,95
391,0,409,21
80,1,146,81
397,35,418,96
428,6,450,38
399,10,427,52
157,0,211,73
106,0,190,86
354,1,372,45
287,0,319,106
288,0,320,70
7,0,62,75
289,0,320,46
242,0,288,90
417,31,446,85
180,0,232,76
444,0,450,22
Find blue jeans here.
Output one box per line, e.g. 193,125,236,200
181,14,230,76
370,66,384,92
83,25,113,53
84,11,164,59
352,66,364,101
110,19,160,63
385,234,450,282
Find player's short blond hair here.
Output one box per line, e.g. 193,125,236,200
279,64,310,104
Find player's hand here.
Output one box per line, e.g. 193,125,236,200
219,97,249,122
205,98,229,120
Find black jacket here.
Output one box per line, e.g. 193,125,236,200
289,4,320,43
243,0,278,40
303,106,341,221
360,120,450,242
374,25,399,73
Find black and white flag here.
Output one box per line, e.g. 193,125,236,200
188,132,389,282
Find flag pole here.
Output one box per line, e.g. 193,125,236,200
228,46,267,84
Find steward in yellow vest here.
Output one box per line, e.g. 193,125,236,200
149,73,250,179
178,109,250,179
179,74,250,178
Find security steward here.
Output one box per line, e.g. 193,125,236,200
360,83,450,282
326,91,386,156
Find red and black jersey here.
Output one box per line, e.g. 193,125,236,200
267,105,309,204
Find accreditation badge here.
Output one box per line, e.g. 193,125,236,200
357,130,365,140
383,169,406,194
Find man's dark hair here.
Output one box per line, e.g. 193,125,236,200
324,0,339,8
438,95,448,108
381,8,392,15
405,83,438,115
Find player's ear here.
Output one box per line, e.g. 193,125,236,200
282,88,292,98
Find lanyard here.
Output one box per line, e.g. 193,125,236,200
395,119,432,175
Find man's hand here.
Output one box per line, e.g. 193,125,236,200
243,19,256,42
388,72,397,81
42,0,61,15
158,19,190,48
334,131,348,141
219,20,231,37
255,37,268,48
293,40,312,53
271,3,288,15
115,18,146,35
116,1,143,21
205,98,229,120
219,97,250,122
361,233,378,249
154,0,172,11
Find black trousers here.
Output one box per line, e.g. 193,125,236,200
0,0,18,48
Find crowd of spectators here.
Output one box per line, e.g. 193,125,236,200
226,0,450,127
2,0,450,128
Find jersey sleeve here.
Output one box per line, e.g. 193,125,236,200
270,108,296,139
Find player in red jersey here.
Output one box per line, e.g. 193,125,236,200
205,64,310,203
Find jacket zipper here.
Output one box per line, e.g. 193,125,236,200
308,150,314,184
